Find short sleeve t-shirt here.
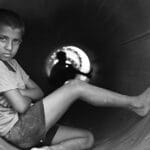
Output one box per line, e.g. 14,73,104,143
0,59,29,136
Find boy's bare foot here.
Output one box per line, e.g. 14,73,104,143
131,87,150,117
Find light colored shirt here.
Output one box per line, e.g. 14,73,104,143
0,59,29,136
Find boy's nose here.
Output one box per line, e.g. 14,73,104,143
5,40,13,51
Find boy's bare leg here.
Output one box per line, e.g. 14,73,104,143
49,126,94,150
31,126,94,150
77,81,150,117
42,80,150,150
43,79,150,128
30,121,94,150
78,81,150,117
42,79,139,130
42,80,94,150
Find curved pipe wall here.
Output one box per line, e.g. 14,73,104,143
1,0,150,142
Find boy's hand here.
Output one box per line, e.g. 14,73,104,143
19,89,25,96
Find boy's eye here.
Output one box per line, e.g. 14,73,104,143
13,39,22,45
0,35,22,45
0,36,7,42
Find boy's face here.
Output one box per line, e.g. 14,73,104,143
0,25,22,61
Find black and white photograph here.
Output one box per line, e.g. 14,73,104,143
0,0,150,150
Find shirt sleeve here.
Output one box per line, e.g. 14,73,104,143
0,61,18,93
15,60,30,84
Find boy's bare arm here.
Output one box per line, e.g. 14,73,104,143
4,89,32,113
20,78,44,101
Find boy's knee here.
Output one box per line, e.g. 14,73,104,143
66,79,86,92
86,131,95,148
79,130,94,149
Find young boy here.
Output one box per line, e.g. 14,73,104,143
0,8,150,150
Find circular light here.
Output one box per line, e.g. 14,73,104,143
45,45,92,82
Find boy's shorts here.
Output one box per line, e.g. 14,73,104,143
4,100,59,149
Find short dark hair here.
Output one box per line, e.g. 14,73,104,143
0,8,25,35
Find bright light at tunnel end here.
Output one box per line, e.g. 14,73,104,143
45,45,92,80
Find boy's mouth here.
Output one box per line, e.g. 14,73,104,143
3,54,12,59
4,53,11,57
